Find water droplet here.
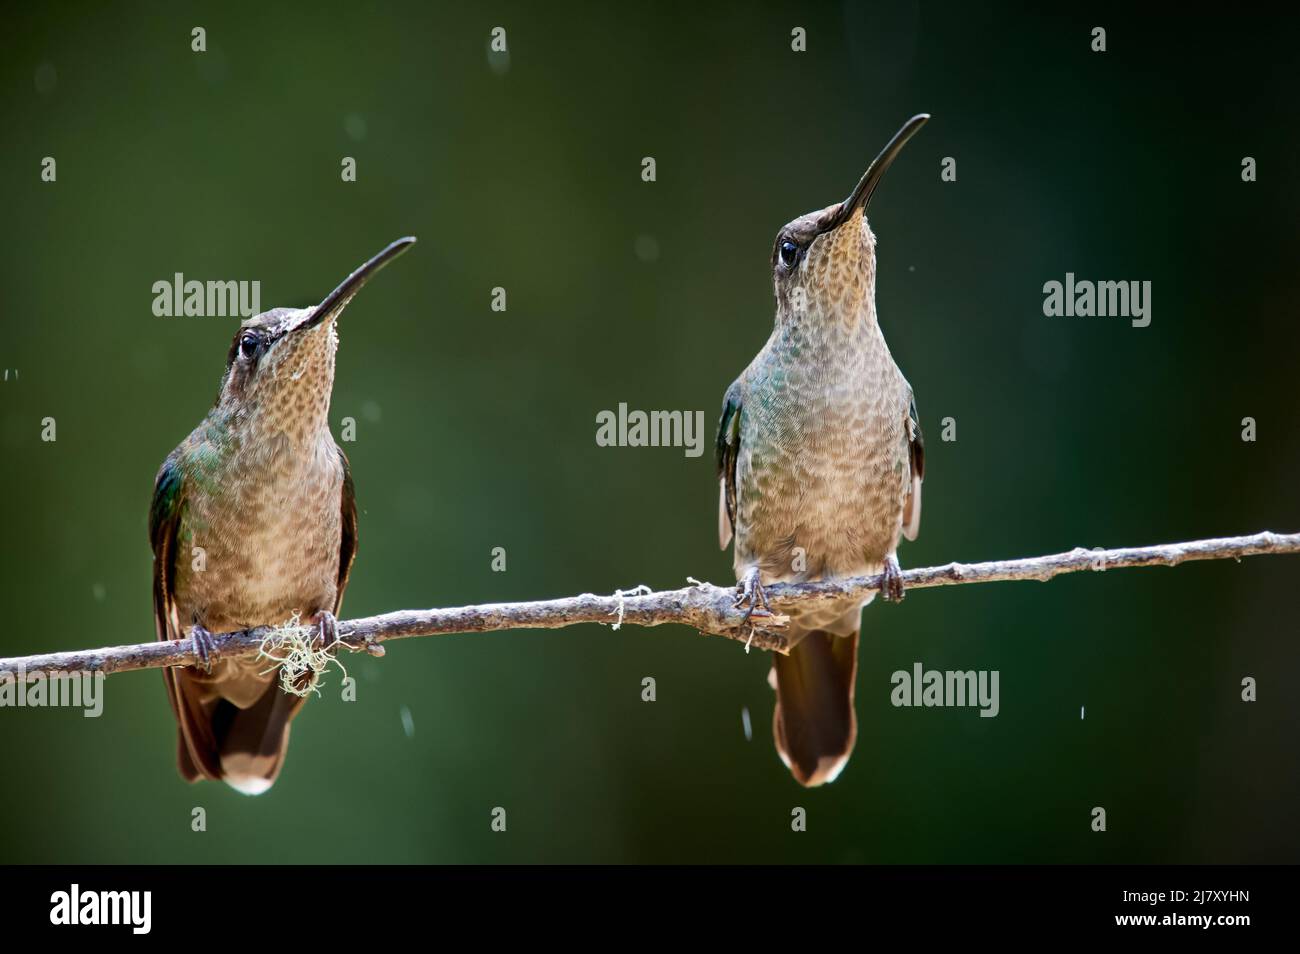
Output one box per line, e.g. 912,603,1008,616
634,234,660,263
486,42,510,75
34,62,57,95
344,113,367,142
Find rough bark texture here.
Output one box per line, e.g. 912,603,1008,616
1,531,1295,680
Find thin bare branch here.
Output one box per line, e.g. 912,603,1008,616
1,530,1296,680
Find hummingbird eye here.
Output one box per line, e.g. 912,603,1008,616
779,240,800,270
238,333,260,361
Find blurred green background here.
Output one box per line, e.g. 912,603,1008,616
2,2,1298,864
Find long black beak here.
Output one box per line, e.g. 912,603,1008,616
823,114,929,232
295,236,417,333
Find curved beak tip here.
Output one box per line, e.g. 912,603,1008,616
837,113,932,224
300,236,419,331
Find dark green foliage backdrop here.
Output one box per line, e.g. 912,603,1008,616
2,2,1297,863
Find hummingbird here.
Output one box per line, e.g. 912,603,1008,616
148,237,416,794
716,116,928,787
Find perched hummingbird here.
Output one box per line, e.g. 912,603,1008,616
149,237,416,794
716,116,928,787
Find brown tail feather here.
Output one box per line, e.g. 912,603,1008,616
213,684,300,795
164,669,223,782
771,629,859,787
167,670,301,795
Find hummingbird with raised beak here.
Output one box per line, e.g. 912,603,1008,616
149,237,416,794
716,116,928,786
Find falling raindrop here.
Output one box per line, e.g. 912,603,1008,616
634,234,660,263
344,113,367,142
34,62,57,95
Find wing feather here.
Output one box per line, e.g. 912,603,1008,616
715,380,743,550
149,453,222,781
901,395,925,542
335,443,358,614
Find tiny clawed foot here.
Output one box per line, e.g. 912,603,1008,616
733,568,772,627
314,611,339,650
190,624,217,673
881,555,906,603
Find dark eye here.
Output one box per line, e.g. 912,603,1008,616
238,333,260,361
779,240,800,270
